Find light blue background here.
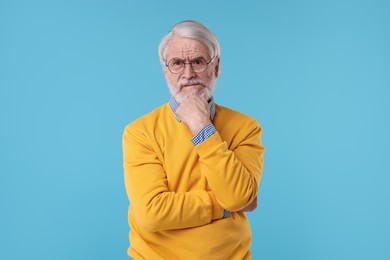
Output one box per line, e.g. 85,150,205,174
1,0,389,259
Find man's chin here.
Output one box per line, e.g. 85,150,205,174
175,89,211,103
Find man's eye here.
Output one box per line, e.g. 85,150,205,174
192,59,202,65
192,58,206,65
172,60,183,66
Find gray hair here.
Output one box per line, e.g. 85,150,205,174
158,20,220,65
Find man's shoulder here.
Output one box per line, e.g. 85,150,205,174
214,104,263,143
215,104,259,125
125,103,170,130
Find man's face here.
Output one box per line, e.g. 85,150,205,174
164,37,219,103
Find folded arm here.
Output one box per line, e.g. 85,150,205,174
176,96,265,212
194,120,265,212
123,125,224,232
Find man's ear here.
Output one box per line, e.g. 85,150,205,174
163,65,169,79
214,57,220,78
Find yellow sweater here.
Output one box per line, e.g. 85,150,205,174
123,102,265,259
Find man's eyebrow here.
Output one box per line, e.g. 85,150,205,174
191,56,205,60
174,56,206,60
167,55,207,62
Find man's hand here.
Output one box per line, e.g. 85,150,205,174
238,197,258,213
176,95,211,135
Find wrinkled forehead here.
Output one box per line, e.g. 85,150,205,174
165,37,210,61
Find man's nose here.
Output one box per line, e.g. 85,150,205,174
182,63,196,78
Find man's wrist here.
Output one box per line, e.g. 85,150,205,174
189,120,211,136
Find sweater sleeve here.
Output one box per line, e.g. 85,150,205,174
122,124,224,232
194,119,265,212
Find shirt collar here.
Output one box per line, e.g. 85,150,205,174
169,96,216,122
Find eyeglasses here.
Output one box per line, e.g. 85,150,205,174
165,57,214,74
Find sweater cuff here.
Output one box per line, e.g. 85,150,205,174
193,131,224,157
208,191,224,220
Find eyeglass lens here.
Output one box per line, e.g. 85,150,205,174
168,57,208,73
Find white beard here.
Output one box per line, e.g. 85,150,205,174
167,76,216,103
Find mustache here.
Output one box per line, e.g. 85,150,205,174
178,79,206,88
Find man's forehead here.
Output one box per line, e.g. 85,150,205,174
166,37,209,58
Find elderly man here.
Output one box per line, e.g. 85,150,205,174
123,20,265,259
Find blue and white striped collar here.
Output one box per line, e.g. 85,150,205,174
169,96,216,122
